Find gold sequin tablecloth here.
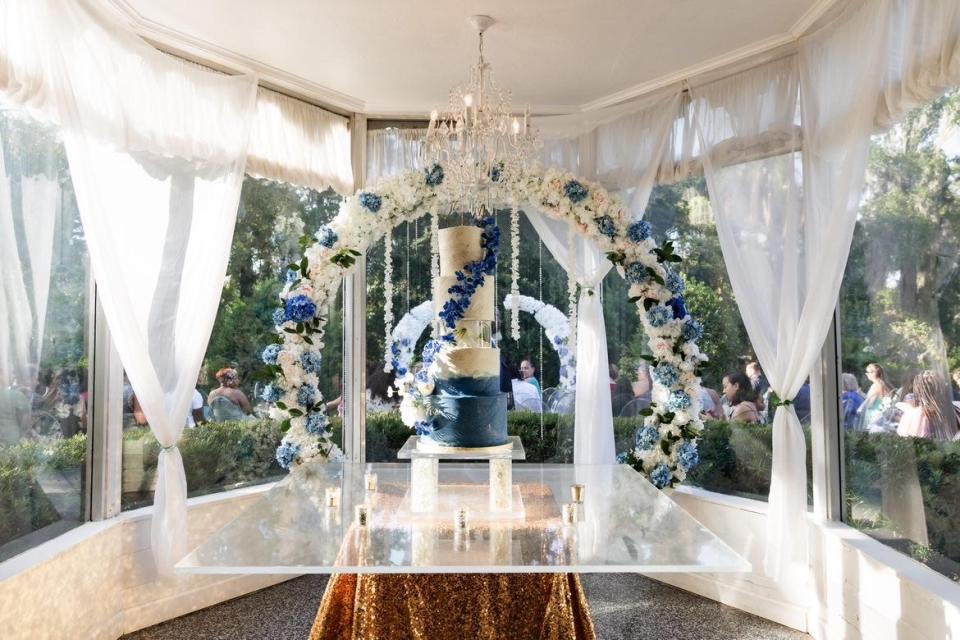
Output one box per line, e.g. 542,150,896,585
309,482,596,640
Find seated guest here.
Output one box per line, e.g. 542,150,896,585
208,367,252,422
841,373,865,430
721,371,760,424
519,357,541,396
898,370,959,440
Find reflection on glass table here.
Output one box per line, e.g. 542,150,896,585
176,463,750,575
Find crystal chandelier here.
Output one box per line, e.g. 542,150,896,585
423,15,540,207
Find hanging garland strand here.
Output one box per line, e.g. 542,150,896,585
567,222,578,350
539,235,545,440
430,207,440,337
383,233,395,371
510,207,521,340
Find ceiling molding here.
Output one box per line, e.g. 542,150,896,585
105,0,840,117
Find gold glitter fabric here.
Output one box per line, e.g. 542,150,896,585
309,573,595,640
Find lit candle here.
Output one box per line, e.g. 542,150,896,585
365,472,378,493
429,109,438,125
570,484,585,504
463,94,474,108
325,487,341,508
511,117,520,137
355,504,369,527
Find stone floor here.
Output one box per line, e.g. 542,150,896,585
123,574,809,640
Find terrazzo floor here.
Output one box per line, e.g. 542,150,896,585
123,574,809,640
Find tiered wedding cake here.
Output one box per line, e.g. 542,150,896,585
426,225,509,448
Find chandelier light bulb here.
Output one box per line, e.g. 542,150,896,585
463,94,474,108
512,117,521,135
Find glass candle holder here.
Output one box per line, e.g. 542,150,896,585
355,504,369,527
454,507,469,531
570,484,585,504
561,503,576,525
325,487,341,508
365,472,378,493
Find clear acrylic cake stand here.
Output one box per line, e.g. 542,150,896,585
396,435,526,520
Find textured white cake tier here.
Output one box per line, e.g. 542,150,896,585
434,276,494,321
438,226,483,276
435,347,500,379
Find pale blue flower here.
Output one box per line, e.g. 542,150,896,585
306,411,329,435
667,390,692,411
650,463,673,489
285,294,316,323
297,384,318,408
262,343,281,365
624,262,648,285
261,383,282,403
653,363,680,387
301,351,322,374
647,305,672,328
635,425,660,451
359,192,382,212
271,308,286,327
275,441,300,469
665,269,685,295
682,319,703,342
628,220,651,243
316,226,338,248
677,442,700,472
564,180,588,203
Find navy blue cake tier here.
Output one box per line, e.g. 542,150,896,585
428,392,509,448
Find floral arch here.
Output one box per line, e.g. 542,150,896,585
262,164,708,488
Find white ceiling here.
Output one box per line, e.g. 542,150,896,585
110,0,832,116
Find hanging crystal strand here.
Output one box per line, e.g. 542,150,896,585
510,206,520,340
430,208,440,338
538,236,544,441
567,222,578,351
383,232,395,371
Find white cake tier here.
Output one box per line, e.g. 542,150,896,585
438,225,484,276
434,276,495,321
435,346,500,379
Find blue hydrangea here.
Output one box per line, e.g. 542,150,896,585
552,335,563,346
650,463,673,489
628,220,651,243
667,390,692,411
414,419,434,436
682,318,704,342
297,384,318,408
647,304,672,328
677,442,700,472
595,215,617,239
414,367,432,387
624,262,648,285
359,192,382,213
616,451,629,464
563,179,588,203
422,339,442,363
284,268,300,284
262,343,281,365
306,411,329,435
261,383,282,403
665,269,685,296
669,296,687,319
272,308,286,327
60,381,81,405
424,163,444,186
301,351,322,374
316,226,338,248
635,425,660,451
275,441,300,469
653,363,680,387
285,294,317,323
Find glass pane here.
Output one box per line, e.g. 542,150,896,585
121,179,343,510
608,179,813,502
841,89,960,579
0,107,89,560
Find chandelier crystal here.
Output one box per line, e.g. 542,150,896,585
423,15,540,208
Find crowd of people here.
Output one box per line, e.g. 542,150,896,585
0,366,88,445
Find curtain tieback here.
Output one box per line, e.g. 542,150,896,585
770,392,793,409
159,443,179,452
581,286,595,296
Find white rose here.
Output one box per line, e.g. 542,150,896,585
399,396,428,426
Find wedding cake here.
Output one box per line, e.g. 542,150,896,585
424,225,509,448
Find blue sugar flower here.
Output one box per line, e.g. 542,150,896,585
275,441,301,469
396,365,408,376
262,343,281,365
669,296,687,320
297,384,318,408
414,368,431,387
261,383,282,403
682,318,704,342
667,390,692,412
553,335,563,346
650,464,673,489
647,304,672,328
635,425,660,451
285,294,317,323
284,268,300,284
595,215,617,239
301,351,322,374
653,363,680,387
425,163,444,186
624,262,648,285
306,411,329,435
665,269,685,296
628,220,651,243
359,192,382,213
414,419,435,436
272,308,286,327
677,442,700,473
564,179,589,203
422,339,442,363
316,226,338,248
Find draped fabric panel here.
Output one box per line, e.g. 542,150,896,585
367,128,426,185
1,0,258,574
247,88,353,194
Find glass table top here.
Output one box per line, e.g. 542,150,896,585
396,435,526,460
176,463,751,575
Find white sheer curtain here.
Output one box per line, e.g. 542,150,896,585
531,88,682,464
367,128,425,185
1,0,258,574
247,87,353,194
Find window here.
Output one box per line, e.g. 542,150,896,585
0,107,90,560
607,179,812,502
120,178,344,510
841,89,960,579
